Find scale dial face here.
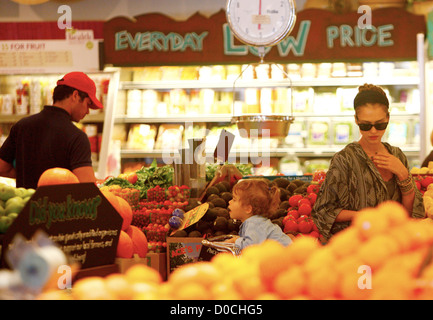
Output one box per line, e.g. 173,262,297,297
226,0,296,48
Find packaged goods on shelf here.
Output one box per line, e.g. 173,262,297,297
284,121,305,147
199,88,215,114
214,91,233,114
386,121,408,146
278,155,302,176
126,89,142,116
337,87,358,112
331,62,346,77
286,63,302,79
168,89,187,115
185,89,200,115
227,65,242,81
154,124,184,151
316,63,332,78
292,88,313,113
29,80,42,114
260,88,273,114
15,80,29,115
346,63,363,77
312,89,339,114
333,122,353,145
0,94,13,115
198,66,212,80
362,62,379,77
141,89,159,116
211,65,226,80
271,64,286,80
126,124,157,150
133,67,162,81
83,124,99,162
161,66,181,81
241,64,255,80
273,88,290,114
243,88,260,114
308,121,329,145
255,64,270,80
180,66,199,80
378,62,395,77
301,63,316,78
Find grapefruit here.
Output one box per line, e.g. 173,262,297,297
126,225,148,258
117,230,134,258
37,167,79,187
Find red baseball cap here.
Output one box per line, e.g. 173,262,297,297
56,72,103,109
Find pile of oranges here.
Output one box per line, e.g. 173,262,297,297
39,200,433,300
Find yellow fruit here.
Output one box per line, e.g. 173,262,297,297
124,264,162,285
72,277,114,300
272,265,306,299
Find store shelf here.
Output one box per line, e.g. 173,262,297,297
114,114,233,124
119,76,420,90
120,146,421,160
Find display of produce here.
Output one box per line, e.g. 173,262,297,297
0,183,35,233
37,200,433,300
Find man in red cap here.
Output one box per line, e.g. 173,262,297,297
0,72,103,188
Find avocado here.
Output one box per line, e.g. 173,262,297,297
287,182,298,193
207,193,220,202
279,201,290,211
220,192,233,203
171,230,188,237
211,197,227,208
213,216,228,232
220,181,231,192
215,182,228,194
293,186,307,195
214,207,230,219
188,230,202,237
279,188,289,202
227,218,241,233
202,208,218,221
274,177,290,188
206,186,220,197
291,179,305,187
196,220,211,233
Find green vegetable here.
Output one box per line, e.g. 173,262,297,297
135,159,174,199
205,162,253,182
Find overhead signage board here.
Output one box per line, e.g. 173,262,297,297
103,8,426,66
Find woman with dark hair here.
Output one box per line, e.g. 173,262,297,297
312,84,425,241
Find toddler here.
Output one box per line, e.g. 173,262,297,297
226,178,292,250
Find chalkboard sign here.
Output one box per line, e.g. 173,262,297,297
0,183,123,270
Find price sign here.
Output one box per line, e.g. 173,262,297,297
0,183,123,269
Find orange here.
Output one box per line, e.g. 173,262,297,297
304,247,336,276
352,208,390,240
101,189,120,210
272,265,306,299
126,225,148,258
357,234,398,271
130,282,160,300
233,274,267,300
370,270,414,300
256,241,293,290
305,266,339,300
376,201,409,227
115,196,133,230
328,228,362,259
72,276,114,300
116,230,134,258
104,273,133,300
210,280,242,300
338,272,371,300
37,167,79,187
287,236,320,265
168,262,221,289
37,290,73,300
172,282,211,300
124,264,162,285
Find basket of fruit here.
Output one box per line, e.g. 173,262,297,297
100,185,140,208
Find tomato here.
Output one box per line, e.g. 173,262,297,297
283,219,298,233
127,172,138,184
297,217,313,234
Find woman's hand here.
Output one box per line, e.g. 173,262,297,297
371,152,409,181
